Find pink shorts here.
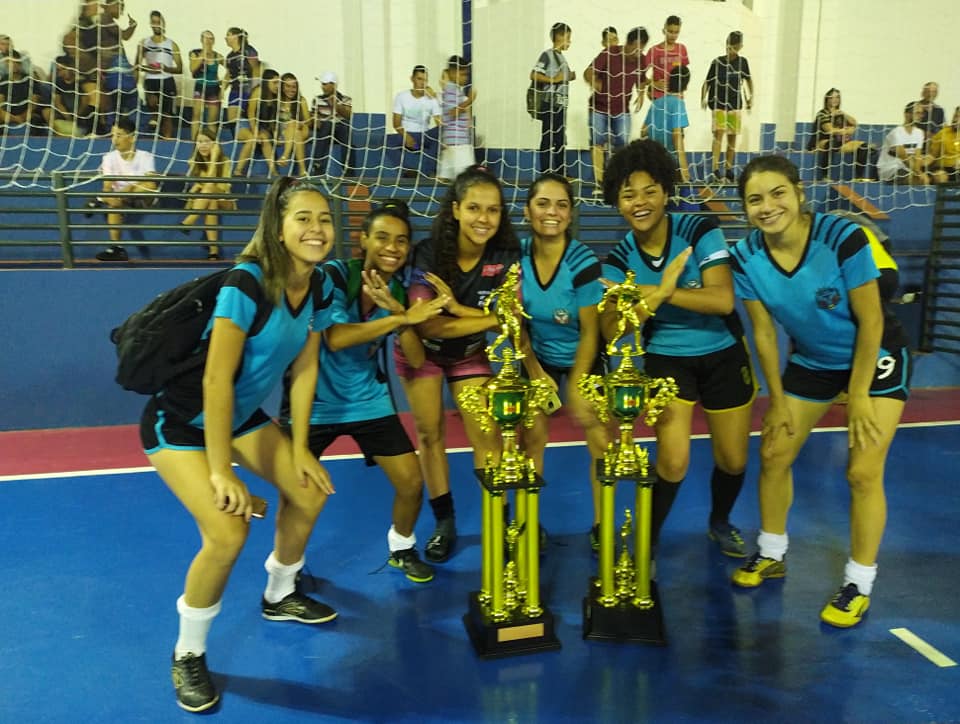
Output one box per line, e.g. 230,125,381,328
394,346,492,382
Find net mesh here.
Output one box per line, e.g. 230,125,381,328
0,1,949,220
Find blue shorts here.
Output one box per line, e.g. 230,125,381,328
227,83,252,111
590,111,631,149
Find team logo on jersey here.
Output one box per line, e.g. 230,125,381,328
815,287,841,310
684,279,702,289
553,308,570,325
481,263,505,277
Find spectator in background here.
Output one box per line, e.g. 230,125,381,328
235,68,280,177
136,10,183,139
530,22,575,178
62,0,107,134
438,55,476,182
94,117,159,261
310,71,352,176
392,65,441,178
930,106,960,183
877,102,945,185
809,88,870,181
0,51,35,127
601,26,619,49
180,126,233,260
277,73,311,177
644,65,691,181
702,31,753,182
223,27,260,126
0,35,33,81
583,26,649,195
646,15,688,101
47,54,91,136
188,31,224,141
99,0,140,131
906,82,945,143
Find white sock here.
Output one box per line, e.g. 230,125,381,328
388,525,416,554
757,530,789,562
174,595,222,658
843,558,877,596
263,553,304,604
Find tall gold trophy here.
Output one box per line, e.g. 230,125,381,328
458,264,561,658
578,271,678,644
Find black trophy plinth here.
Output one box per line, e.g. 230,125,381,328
582,577,667,645
464,591,561,659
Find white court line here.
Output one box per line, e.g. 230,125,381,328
890,628,958,667
1,419,957,483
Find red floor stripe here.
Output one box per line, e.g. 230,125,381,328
1,388,957,477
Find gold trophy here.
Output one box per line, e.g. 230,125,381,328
578,271,678,644
458,263,561,658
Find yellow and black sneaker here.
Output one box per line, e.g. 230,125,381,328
172,652,219,713
388,547,435,583
820,583,870,628
731,552,787,588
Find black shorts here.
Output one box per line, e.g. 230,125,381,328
643,339,756,412
783,347,912,402
307,414,415,467
143,77,178,115
140,396,272,454
521,356,606,394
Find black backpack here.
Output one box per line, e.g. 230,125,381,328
110,268,268,394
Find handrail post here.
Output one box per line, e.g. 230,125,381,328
52,172,75,269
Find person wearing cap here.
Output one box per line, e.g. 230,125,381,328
438,55,476,182
392,65,441,178
310,71,353,176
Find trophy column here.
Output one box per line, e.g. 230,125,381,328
458,263,561,659
578,272,678,645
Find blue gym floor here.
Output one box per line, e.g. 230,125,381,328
1,424,958,723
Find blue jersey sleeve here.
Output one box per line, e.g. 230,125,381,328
213,266,263,333
839,229,880,291
310,266,337,332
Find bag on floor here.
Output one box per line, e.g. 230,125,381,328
110,269,267,394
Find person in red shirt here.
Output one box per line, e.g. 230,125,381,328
646,15,689,101
582,26,649,195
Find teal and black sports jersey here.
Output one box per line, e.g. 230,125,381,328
730,213,908,371
303,258,406,425
603,213,741,356
519,236,603,368
171,261,335,430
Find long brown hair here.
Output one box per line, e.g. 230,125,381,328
238,177,331,305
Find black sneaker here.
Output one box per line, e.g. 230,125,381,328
261,591,338,624
95,245,128,261
388,547,435,583
171,652,219,713
83,198,104,217
424,517,457,562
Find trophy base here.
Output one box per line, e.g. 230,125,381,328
582,579,667,645
464,592,562,659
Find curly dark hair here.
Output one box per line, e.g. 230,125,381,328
430,166,519,284
601,139,676,205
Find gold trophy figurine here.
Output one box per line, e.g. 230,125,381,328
578,270,678,644
457,263,561,658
